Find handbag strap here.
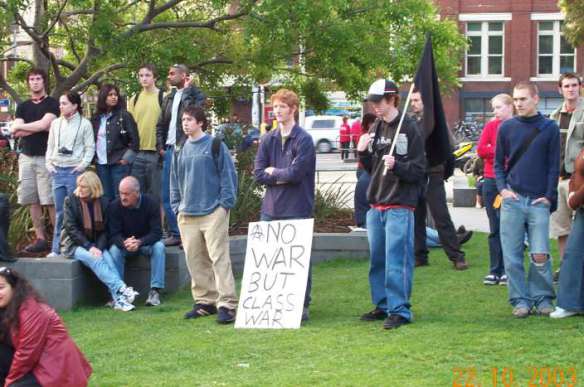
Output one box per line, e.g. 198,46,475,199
506,125,540,173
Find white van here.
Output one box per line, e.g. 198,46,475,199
303,115,343,153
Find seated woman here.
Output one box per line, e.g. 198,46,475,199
61,170,138,312
0,267,92,386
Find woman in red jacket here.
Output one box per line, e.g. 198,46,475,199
477,93,514,286
0,267,92,387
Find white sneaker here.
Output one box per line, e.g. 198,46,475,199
46,252,59,258
118,285,139,304
550,307,577,319
113,297,135,312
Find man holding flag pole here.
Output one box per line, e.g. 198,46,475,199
357,78,425,329
357,35,453,329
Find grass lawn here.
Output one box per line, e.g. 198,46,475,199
61,233,584,386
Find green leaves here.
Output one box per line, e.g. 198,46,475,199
559,0,584,46
0,0,465,107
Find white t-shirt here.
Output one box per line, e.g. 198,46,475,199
166,88,184,146
96,114,109,164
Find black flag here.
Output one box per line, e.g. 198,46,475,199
413,35,452,167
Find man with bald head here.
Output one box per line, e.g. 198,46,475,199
108,176,166,306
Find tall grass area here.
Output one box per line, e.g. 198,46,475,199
62,233,583,386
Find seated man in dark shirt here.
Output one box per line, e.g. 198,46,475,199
107,176,166,306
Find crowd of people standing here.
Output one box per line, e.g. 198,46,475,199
475,74,584,319
0,62,583,385
0,65,582,333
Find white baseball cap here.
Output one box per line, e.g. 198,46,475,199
367,79,399,102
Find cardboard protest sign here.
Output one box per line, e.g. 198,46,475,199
235,219,314,329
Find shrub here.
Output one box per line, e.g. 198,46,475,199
314,176,353,220
229,144,263,230
0,148,34,247
230,171,263,230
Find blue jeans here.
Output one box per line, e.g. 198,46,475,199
557,209,584,311
366,207,415,320
426,227,440,248
107,241,166,289
74,247,125,299
131,151,161,200
96,163,130,202
260,214,312,308
483,178,504,276
500,193,555,309
51,167,80,254
161,146,179,237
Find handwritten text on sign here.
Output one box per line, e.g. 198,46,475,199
235,219,314,329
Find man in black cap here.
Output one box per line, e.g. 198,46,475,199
357,79,425,330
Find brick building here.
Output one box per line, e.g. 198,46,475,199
434,0,582,128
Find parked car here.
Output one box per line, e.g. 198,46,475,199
304,115,343,153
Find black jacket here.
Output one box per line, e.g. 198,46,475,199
91,107,140,165
60,194,110,257
359,115,426,208
155,86,206,151
108,194,162,250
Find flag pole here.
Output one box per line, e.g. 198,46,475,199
383,82,416,176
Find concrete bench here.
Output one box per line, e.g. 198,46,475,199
7,233,371,311
229,233,370,273
453,175,477,207
5,247,189,311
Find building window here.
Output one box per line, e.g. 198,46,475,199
540,97,563,116
463,97,494,126
537,21,575,76
465,22,504,77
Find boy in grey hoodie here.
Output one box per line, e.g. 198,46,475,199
170,105,238,324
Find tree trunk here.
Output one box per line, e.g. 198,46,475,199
32,0,50,77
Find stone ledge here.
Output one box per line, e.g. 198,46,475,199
229,233,369,275
5,247,189,311
453,176,477,207
7,234,370,311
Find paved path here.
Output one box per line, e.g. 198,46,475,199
316,153,490,233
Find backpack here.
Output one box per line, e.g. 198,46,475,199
176,135,222,170
211,136,222,165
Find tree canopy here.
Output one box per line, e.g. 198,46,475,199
559,0,584,47
0,0,466,108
